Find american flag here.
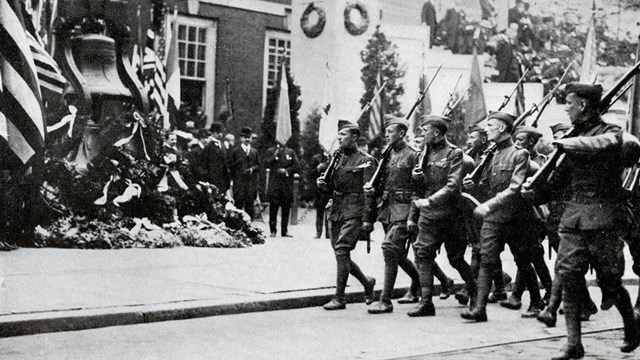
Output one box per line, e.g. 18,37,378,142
368,71,385,140
142,29,169,119
0,0,45,166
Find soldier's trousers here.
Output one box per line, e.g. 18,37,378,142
414,216,474,300
330,218,370,299
379,221,420,301
556,229,626,304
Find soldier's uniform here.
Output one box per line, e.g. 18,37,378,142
500,126,552,316
461,112,541,322
264,145,300,237
368,116,422,314
407,115,475,316
548,84,640,357
320,121,377,310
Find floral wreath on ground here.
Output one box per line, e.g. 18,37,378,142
300,3,326,39
344,1,369,36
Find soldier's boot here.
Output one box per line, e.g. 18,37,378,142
614,287,640,353
538,273,563,327
397,257,420,304
532,253,553,304
500,267,524,310
578,281,598,321
488,266,508,303
348,259,376,305
460,266,490,322
522,266,545,318
369,262,397,314
552,302,584,360
408,262,435,317
324,254,350,310
434,263,454,300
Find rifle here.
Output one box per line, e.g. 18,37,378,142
531,61,575,128
499,66,530,112
466,78,566,185
443,84,472,117
523,60,640,192
442,73,464,117
366,65,442,191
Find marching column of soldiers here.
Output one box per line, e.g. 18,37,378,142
316,80,640,359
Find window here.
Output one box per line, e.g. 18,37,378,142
175,16,217,127
263,30,291,108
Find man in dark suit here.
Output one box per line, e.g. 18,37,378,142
265,142,300,237
229,127,261,219
204,122,230,194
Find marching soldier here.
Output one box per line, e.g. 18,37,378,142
367,115,422,314
537,124,598,328
460,112,543,323
317,120,377,310
407,115,476,317
462,125,511,305
532,84,640,359
499,126,552,317
264,142,300,237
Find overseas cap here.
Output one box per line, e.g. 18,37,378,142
384,114,409,130
338,119,359,131
488,111,517,128
420,115,451,133
564,83,603,103
240,126,252,137
514,126,542,140
550,122,571,134
468,125,487,135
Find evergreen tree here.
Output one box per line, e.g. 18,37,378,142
359,26,406,138
299,107,324,202
260,64,302,155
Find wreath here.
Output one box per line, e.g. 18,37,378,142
300,3,326,39
344,2,369,36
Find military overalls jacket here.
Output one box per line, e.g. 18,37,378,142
551,116,640,230
326,147,377,223
409,139,463,222
376,140,419,224
477,138,531,223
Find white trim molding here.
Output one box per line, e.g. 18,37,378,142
200,0,291,16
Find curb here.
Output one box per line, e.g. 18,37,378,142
1,278,637,338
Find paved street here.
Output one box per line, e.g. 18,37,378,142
0,286,637,359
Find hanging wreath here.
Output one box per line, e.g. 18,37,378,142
300,3,326,39
344,1,369,36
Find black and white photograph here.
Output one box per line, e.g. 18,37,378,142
2,0,640,358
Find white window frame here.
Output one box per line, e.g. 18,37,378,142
262,30,291,110
174,15,217,127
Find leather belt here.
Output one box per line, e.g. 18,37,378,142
382,190,413,203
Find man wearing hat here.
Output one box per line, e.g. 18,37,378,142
406,115,476,317
229,126,261,219
264,141,300,237
366,115,422,314
317,120,377,310
497,126,552,318
460,111,543,323
202,122,230,194
537,83,640,358
461,125,511,306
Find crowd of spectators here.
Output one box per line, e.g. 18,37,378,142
423,0,637,89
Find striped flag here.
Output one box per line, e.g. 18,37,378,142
164,7,180,129
0,0,45,166
27,31,66,96
274,62,291,145
368,71,385,140
466,47,487,127
142,29,169,120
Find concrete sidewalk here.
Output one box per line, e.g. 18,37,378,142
0,208,637,337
